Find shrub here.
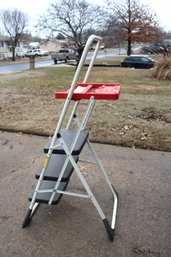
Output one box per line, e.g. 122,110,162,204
152,57,171,80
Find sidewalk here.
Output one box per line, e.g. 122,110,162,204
0,131,171,257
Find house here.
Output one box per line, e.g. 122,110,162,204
39,37,75,54
0,35,25,59
0,35,10,59
39,38,62,54
0,35,76,59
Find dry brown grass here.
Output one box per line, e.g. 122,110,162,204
152,57,171,80
0,65,171,151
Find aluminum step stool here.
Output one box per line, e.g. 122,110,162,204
22,34,121,241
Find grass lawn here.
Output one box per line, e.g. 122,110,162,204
0,58,171,151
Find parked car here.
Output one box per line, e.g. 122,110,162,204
141,45,164,54
121,55,155,69
25,49,48,57
90,44,105,50
51,49,78,64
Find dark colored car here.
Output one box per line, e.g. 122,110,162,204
141,45,164,54
121,55,155,69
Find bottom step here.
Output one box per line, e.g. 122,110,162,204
29,180,68,204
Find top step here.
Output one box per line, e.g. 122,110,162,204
44,129,89,155
55,83,121,101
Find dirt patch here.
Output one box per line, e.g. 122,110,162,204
138,107,171,123
132,246,161,256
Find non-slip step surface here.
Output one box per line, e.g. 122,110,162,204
44,129,89,155
35,154,79,181
29,180,68,204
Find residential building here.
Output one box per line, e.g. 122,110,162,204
40,38,62,54
0,35,25,59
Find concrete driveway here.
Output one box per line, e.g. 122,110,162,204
0,131,171,257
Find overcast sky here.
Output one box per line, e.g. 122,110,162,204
0,0,171,36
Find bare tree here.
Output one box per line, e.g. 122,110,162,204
106,0,158,55
104,17,126,49
1,9,29,61
37,0,106,61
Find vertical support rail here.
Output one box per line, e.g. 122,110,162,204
67,112,118,233
86,140,118,231
66,101,79,129
66,38,101,129
54,35,102,134
60,138,114,241
83,40,100,83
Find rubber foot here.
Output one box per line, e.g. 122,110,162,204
103,218,114,241
22,209,32,228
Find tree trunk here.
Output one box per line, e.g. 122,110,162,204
76,46,84,68
127,0,132,56
12,48,16,62
127,35,132,56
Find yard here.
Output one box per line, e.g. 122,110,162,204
0,60,171,151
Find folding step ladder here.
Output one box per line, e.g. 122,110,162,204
22,35,121,241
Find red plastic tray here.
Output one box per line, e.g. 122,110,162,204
55,83,121,100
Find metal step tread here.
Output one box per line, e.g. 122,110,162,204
35,154,79,181
28,180,68,205
44,129,89,155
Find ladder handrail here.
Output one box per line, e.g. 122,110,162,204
54,34,102,136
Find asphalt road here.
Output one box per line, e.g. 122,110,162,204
0,59,54,74
0,49,126,74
